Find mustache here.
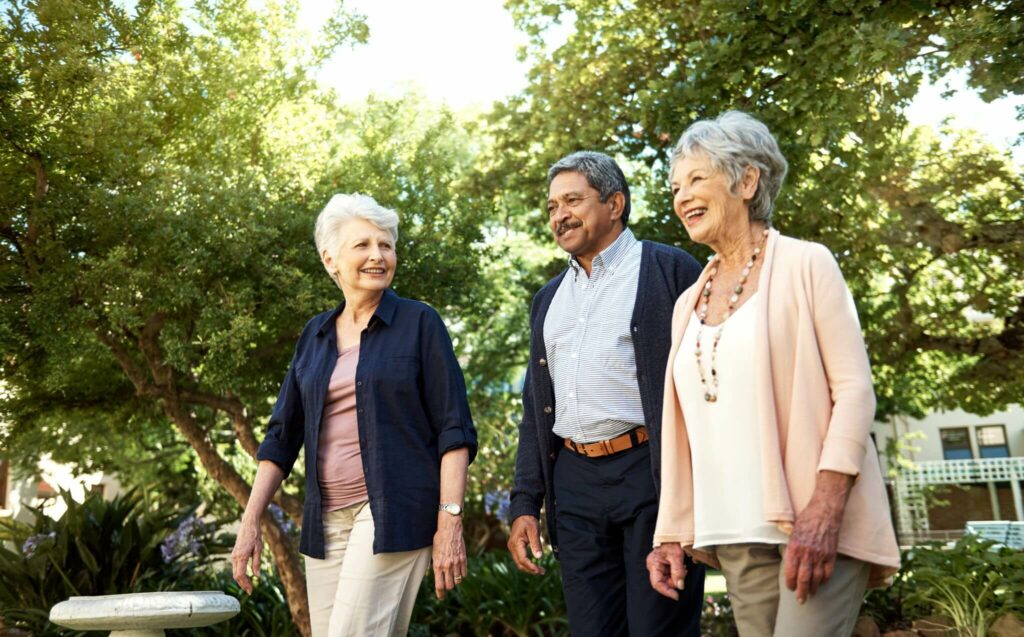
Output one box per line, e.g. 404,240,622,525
556,220,582,236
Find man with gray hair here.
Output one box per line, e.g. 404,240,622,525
508,151,706,635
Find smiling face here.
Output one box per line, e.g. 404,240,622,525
669,153,757,248
547,171,624,262
321,217,397,295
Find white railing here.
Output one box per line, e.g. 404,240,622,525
893,457,1024,543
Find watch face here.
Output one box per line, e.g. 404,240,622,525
442,504,462,516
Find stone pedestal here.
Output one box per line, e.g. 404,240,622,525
49,591,239,636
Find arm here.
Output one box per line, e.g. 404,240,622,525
433,447,469,600
785,245,872,601
420,308,478,462
231,460,286,593
507,351,547,575
235,334,307,592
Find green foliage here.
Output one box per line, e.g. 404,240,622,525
0,489,226,636
701,592,738,637
173,572,301,637
410,550,568,637
862,535,1024,632
492,0,1024,418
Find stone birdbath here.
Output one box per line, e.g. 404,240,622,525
49,591,239,636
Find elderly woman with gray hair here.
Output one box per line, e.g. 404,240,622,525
231,194,477,637
646,111,900,636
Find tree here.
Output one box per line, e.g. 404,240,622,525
487,0,1024,416
0,1,496,632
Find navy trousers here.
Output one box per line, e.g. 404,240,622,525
554,442,705,636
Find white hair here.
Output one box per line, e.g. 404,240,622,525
314,193,400,286
670,110,788,224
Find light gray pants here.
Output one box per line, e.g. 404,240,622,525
304,502,431,637
715,543,870,637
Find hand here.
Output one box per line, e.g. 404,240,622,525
230,519,263,594
507,515,546,575
784,472,852,604
647,543,687,600
432,514,467,600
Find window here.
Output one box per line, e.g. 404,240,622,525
940,428,973,460
977,425,1010,459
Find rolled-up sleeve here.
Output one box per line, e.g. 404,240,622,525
256,352,306,478
809,245,875,477
419,308,478,463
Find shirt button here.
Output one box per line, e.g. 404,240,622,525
539,358,547,366
578,317,585,323
544,406,553,414
568,392,575,398
571,353,578,359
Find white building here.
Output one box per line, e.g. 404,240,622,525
0,455,124,524
871,405,1024,543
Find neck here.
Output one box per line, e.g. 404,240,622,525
574,225,625,276
710,219,766,268
341,289,384,325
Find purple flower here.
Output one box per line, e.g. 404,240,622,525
22,532,56,558
484,490,511,522
160,514,213,564
269,503,297,536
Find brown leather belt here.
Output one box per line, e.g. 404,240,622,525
564,426,649,458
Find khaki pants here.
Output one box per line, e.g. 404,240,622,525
304,501,431,637
715,543,870,637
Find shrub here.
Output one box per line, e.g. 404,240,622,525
862,534,1024,633
410,550,568,636
0,489,225,636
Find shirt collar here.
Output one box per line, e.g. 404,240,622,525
568,227,637,274
316,288,399,336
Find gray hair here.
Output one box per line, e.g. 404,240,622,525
547,151,632,226
670,111,788,224
315,193,400,285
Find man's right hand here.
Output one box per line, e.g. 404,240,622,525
507,515,546,575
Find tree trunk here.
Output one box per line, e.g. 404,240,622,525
260,512,311,636
162,399,312,637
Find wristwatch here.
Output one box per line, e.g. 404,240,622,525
438,503,463,517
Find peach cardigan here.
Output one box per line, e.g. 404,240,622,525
653,229,900,587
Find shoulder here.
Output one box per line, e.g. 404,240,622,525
774,234,842,275
641,240,702,271
531,269,568,306
393,295,447,325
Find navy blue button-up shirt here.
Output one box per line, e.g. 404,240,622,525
256,289,478,558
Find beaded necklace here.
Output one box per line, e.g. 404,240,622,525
695,228,769,402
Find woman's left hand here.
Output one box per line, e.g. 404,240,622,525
432,514,467,600
783,470,854,604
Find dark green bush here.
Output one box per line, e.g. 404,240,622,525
0,489,225,636
410,550,569,636
862,534,1024,631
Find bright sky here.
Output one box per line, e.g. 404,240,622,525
301,0,1023,161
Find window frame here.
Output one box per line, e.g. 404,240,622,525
940,427,974,460
976,424,1010,459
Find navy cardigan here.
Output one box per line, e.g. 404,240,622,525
509,240,702,552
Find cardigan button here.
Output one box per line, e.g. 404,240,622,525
544,406,553,414
549,452,556,460
539,358,547,366
632,325,638,333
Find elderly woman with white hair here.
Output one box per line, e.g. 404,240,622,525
645,112,900,636
231,193,477,637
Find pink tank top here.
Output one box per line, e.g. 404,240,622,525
317,344,369,511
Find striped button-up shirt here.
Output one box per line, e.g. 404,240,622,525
544,228,644,444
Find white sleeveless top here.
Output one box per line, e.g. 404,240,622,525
673,292,789,549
